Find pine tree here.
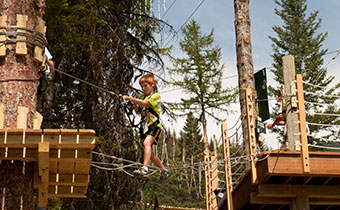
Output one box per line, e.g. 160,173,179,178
168,19,236,140
269,0,340,146
180,112,203,158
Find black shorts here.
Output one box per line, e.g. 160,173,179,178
141,122,161,145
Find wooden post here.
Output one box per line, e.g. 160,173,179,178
296,193,310,210
282,55,300,151
245,88,258,184
0,16,7,57
221,123,233,210
38,142,49,207
204,153,211,210
296,74,310,173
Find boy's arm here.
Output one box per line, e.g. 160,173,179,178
123,96,150,107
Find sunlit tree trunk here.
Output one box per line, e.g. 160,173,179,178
0,0,45,209
234,0,256,163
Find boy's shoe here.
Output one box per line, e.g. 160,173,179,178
133,168,148,177
160,169,170,180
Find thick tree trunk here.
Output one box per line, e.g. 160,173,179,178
234,0,256,164
0,0,45,209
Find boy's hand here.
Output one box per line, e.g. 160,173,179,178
122,96,130,101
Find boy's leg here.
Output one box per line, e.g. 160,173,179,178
143,136,154,167
150,149,165,169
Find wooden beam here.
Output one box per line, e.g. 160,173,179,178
0,16,6,57
296,192,309,210
245,88,258,185
251,192,340,206
264,153,340,176
250,192,290,205
16,14,28,56
282,55,300,151
296,74,310,173
221,123,233,210
257,184,340,199
38,142,50,207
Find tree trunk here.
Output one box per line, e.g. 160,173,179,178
0,0,45,209
233,0,256,165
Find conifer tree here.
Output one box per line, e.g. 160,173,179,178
168,19,236,140
180,112,203,158
269,0,340,145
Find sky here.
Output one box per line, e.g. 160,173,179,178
149,0,340,149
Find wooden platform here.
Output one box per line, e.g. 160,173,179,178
0,128,95,206
220,149,340,210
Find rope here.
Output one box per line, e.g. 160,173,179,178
303,81,340,91
308,144,340,150
307,135,340,143
305,101,337,108
307,122,340,127
54,68,116,96
304,90,340,99
306,111,340,117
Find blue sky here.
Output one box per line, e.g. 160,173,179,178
151,0,340,148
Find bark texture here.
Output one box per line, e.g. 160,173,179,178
0,0,45,209
234,0,256,157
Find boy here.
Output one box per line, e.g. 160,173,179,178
123,74,169,179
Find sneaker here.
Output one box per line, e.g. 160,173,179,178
133,168,148,177
160,169,170,180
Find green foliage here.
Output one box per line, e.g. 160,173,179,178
179,112,204,158
269,0,340,146
167,19,236,137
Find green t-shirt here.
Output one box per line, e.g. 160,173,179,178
140,92,162,128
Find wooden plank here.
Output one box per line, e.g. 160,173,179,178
0,16,6,57
50,144,95,150
49,160,57,173
74,160,91,175
77,149,92,158
58,160,75,174
38,142,50,207
33,162,41,189
60,129,78,144
221,123,234,209
48,193,86,199
73,186,87,195
266,154,340,175
43,129,60,144
250,192,291,205
57,186,71,195
245,88,258,184
15,14,28,56
0,104,4,128
257,184,340,199
17,106,28,129
78,129,96,144
33,17,45,63
33,112,43,129
296,74,310,173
